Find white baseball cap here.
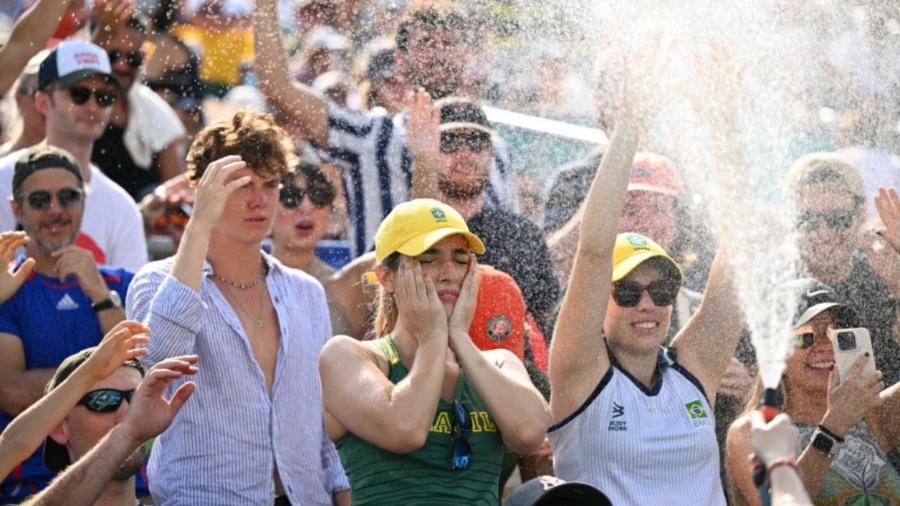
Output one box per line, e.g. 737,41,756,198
38,40,118,90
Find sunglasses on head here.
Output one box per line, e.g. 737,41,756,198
612,279,680,307
449,400,472,471
23,187,84,210
64,86,118,108
279,184,333,209
107,49,144,68
78,388,135,412
796,209,855,232
439,132,491,154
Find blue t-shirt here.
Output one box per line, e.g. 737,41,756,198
0,261,133,502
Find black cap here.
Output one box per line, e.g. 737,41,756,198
780,278,857,328
42,347,144,472
12,146,83,195
434,96,493,136
503,476,612,506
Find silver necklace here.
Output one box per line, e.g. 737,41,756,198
225,283,266,328
216,273,266,290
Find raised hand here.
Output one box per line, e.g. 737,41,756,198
0,231,34,303
83,321,150,383
393,256,448,344
93,0,134,37
189,156,251,233
120,355,198,443
406,89,440,161
448,255,480,339
51,246,109,301
874,187,900,255
822,354,884,437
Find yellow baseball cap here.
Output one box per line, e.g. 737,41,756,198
612,233,682,282
374,199,485,263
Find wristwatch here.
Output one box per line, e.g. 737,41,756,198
91,291,122,313
810,428,841,458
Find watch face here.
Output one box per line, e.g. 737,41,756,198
812,432,834,455
109,291,122,307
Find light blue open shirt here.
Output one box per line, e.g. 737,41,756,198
126,253,348,506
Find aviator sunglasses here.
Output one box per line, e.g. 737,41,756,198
62,86,118,108
439,132,492,154
612,279,680,307
78,388,135,412
449,400,472,471
22,187,84,211
795,209,855,232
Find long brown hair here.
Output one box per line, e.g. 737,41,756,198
372,252,402,337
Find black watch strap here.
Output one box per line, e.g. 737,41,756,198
91,291,121,312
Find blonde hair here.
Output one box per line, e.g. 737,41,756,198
785,152,865,206
371,252,402,337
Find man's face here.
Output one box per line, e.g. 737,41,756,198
12,168,84,255
39,74,116,143
437,129,492,200
618,191,679,250
397,24,468,99
100,27,145,91
213,166,281,245
794,189,863,281
52,366,145,480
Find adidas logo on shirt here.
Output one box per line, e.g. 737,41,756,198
56,294,79,311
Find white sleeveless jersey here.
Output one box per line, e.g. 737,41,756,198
548,354,726,506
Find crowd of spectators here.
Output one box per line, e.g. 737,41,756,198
0,0,898,505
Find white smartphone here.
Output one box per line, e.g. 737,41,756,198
830,328,876,381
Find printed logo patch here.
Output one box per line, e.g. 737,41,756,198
608,401,627,431
431,208,447,222
612,401,625,419
486,315,511,342
685,400,712,428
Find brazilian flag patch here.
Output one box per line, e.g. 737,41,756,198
685,400,707,420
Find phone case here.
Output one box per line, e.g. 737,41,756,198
831,328,876,382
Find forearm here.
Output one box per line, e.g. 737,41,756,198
141,278,204,365
334,490,351,506
386,339,447,434
794,447,831,500
170,223,212,292
252,0,328,145
0,368,54,415
0,366,95,478
95,308,126,335
410,157,439,199
769,467,813,506
22,424,143,506
454,339,549,453
0,0,68,94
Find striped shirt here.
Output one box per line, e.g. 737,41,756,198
548,350,726,506
326,103,518,257
125,253,348,506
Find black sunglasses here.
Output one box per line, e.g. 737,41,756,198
612,279,680,307
108,49,144,68
78,388,135,412
279,184,333,209
449,400,472,471
796,209,855,232
439,132,492,154
23,187,84,210
65,86,118,108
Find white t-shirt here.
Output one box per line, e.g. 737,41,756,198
0,149,148,271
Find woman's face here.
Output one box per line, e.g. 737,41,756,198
784,313,836,397
411,234,471,316
603,261,675,355
271,172,333,253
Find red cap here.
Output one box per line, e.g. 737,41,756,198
468,265,526,360
628,152,684,196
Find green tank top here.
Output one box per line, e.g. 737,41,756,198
336,337,505,505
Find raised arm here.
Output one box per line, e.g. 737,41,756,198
319,258,448,453
0,321,149,480
447,258,550,454
0,0,69,96
405,90,441,199
548,114,638,423
252,0,329,147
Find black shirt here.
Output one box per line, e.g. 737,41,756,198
92,124,160,201
468,205,561,337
